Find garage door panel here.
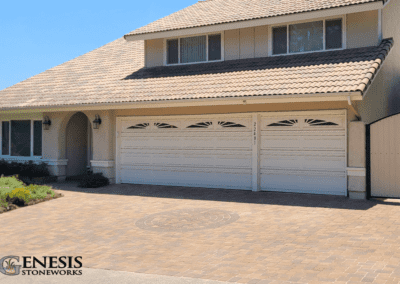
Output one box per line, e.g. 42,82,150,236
120,167,252,190
121,135,251,149
260,153,346,170
260,135,345,150
120,152,252,168
260,173,346,195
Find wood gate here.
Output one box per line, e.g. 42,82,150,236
368,113,400,198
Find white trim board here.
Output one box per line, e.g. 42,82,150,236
0,92,363,114
45,159,68,166
90,160,115,168
125,2,383,41
347,167,366,176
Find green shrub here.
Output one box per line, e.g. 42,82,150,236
0,199,7,208
0,159,50,178
0,176,25,200
78,172,110,188
25,184,54,199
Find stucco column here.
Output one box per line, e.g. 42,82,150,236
347,121,367,199
86,110,116,184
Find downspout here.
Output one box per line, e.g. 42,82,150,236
347,96,361,120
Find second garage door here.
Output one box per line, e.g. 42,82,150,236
260,111,347,195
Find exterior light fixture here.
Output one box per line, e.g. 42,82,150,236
43,116,51,130
93,114,102,129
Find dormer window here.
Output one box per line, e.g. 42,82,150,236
271,17,344,55
166,33,223,65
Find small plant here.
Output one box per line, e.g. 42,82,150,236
5,259,16,274
78,172,110,188
8,188,31,204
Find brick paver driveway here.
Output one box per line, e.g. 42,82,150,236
1,183,400,284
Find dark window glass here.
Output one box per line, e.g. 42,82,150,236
180,35,206,63
2,121,10,155
326,19,342,49
289,21,323,53
273,26,287,55
33,121,42,156
208,34,221,61
167,39,179,64
11,120,31,157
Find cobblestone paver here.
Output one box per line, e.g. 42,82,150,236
1,182,400,284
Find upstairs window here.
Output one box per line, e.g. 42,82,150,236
166,33,222,65
272,18,344,55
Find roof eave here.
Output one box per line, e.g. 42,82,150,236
125,1,384,41
0,92,363,114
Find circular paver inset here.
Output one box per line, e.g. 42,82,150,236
136,208,240,232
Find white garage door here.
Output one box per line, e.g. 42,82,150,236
116,115,253,190
116,110,347,195
260,111,347,195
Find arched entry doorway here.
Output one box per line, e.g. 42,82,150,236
66,112,93,178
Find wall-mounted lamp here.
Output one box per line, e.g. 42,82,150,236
43,116,51,130
92,114,102,129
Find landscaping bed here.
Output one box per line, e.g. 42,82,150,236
0,176,63,214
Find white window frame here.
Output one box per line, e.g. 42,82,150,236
268,15,346,56
0,119,43,160
163,32,225,66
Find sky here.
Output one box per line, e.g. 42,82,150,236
0,0,198,91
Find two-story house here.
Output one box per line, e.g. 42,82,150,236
0,0,398,199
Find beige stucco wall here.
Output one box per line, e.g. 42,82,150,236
358,0,400,124
41,110,115,182
347,121,366,199
145,38,164,67
348,121,365,168
346,10,379,49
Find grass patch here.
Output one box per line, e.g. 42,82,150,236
0,176,61,213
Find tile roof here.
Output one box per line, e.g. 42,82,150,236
0,38,393,110
126,0,382,36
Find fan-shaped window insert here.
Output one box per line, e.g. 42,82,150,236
305,119,338,126
218,121,246,128
154,123,178,129
127,123,149,129
267,119,298,127
187,122,212,128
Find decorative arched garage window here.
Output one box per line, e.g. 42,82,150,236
127,123,149,129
